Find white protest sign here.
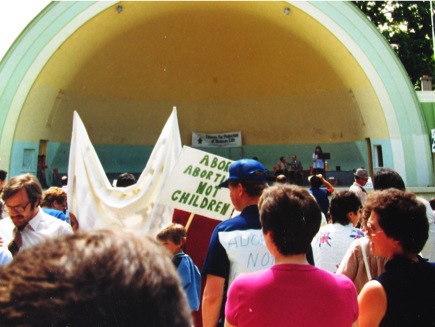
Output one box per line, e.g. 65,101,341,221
159,146,233,221
192,131,242,147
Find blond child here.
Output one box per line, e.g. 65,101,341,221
157,223,201,311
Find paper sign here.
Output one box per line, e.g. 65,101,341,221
192,131,242,148
159,146,233,221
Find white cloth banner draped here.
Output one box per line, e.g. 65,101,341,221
67,107,182,236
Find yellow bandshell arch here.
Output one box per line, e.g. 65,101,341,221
0,1,430,186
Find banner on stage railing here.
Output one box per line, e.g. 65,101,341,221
159,146,233,221
192,131,242,148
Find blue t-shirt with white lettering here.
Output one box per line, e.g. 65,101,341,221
202,205,274,286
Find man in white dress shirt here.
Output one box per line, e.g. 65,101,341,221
0,174,73,256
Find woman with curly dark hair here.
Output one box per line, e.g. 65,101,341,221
358,189,435,327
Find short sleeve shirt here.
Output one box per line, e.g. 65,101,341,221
202,205,274,286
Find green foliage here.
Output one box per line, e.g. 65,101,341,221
353,1,435,89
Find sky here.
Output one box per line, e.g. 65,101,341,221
0,1,51,61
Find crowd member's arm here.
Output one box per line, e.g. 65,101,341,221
202,274,225,327
225,320,236,327
358,280,387,327
317,174,335,194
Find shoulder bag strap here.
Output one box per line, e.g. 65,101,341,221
361,242,372,280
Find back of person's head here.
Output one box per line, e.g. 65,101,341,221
259,184,322,255
329,191,361,226
2,174,42,208
228,179,268,197
429,198,435,211
60,175,68,186
275,174,287,184
220,159,268,197
157,223,187,246
0,170,7,181
364,189,428,254
308,175,322,189
373,168,405,191
116,173,136,187
0,229,192,327
41,187,67,208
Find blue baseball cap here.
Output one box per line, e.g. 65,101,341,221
218,159,268,188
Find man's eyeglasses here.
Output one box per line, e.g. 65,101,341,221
4,201,31,214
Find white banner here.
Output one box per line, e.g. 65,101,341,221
192,131,242,148
159,146,233,221
67,107,182,236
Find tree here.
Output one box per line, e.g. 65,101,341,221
353,1,435,90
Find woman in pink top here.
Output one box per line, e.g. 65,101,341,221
225,184,358,327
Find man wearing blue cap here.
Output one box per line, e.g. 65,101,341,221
202,159,273,327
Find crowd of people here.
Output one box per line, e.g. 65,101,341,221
202,159,435,327
0,157,434,326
